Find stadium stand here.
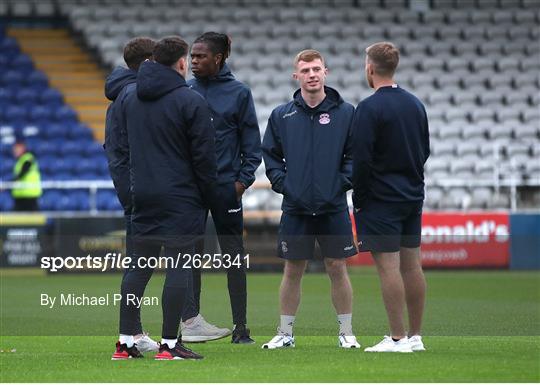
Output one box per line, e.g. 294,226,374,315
0,24,116,212
0,0,539,212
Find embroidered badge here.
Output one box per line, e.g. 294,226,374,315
319,113,330,124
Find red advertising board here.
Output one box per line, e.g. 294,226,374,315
349,212,510,268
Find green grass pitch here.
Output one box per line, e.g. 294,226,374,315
1,268,539,382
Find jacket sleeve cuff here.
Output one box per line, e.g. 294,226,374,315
237,176,253,189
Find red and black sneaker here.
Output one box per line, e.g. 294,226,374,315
111,341,144,360
154,342,204,360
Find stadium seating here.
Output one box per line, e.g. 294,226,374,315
0,24,111,211
1,0,539,210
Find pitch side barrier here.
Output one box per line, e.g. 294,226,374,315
1,210,539,271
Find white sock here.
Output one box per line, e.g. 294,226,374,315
119,334,134,348
280,315,295,336
161,338,177,349
337,313,353,336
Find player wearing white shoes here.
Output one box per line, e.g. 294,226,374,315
262,50,359,350
352,42,430,353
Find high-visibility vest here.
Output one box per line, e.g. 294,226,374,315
12,152,42,198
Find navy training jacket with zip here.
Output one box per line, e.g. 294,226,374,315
103,66,137,214
187,64,261,188
262,86,354,216
117,61,217,240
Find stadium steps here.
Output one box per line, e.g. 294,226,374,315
7,28,107,141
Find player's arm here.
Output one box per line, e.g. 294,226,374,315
186,97,217,208
422,105,431,163
262,111,286,194
340,110,354,192
237,88,262,189
352,103,377,210
104,90,131,212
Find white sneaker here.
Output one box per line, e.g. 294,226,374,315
181,314,231,342
338,334,360,349
408,335,426,351
134,332,159,353
364,336,413,353
262,329,295,349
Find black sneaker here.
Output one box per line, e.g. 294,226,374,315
231,325,255,344
154,342,204,360
111,341,144,360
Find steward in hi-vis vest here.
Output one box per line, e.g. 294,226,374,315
12,140,41,211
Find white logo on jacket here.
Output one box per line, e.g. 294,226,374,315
283,110,297,119
319,113,330,124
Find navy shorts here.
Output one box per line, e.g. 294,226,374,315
277,210,357,260
354,199,423,253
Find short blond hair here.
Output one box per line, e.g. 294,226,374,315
294,49,325,68
366,42,399,77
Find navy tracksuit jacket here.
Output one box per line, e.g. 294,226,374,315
117,60,217,241
103,66,137,214
352,85,430,209
262,86,354,216
187,64,261,188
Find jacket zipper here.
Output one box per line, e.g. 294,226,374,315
310,113,316,216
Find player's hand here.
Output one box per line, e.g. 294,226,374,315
235,181,246,201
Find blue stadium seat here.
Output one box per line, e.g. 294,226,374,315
84,141,104,157
0,143,12,157
4,104,27,122
41,122,69,139
53,172,73,181
14,87,40,105
29,105,54,123
54,105,78,123
74,158,98,174
0,87,12,104
34,140,59,157
38,155,56,174
0,191,14,211
39,190,63,210
0,157,14,178
1,70,24,87
26,70,49,90
56,193,79,211
58,140,83,156
51,157,71,174
39,88,64,106
67,123,93,140
9,53,34,74
97,190,121,211
0,37,20,57
69,190,90,211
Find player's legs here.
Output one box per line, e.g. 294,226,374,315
119,241,156,336
280,259,308,316
262,214,313,348
210,183,247,325
399,246,425,337
399,200,425,338
181,213,231,343
261,259,306,349
113,241,157,359
372,251,406,338
323,257,352,314
161,245,191,339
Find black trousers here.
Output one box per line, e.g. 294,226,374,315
183,182,247,326
119,239,193,339
13,198,39,211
